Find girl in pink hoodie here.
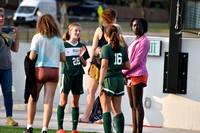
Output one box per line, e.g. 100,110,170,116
122,18,150,133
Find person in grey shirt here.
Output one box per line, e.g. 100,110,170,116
0,7,20,126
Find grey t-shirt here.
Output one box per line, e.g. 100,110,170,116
0,32,14,69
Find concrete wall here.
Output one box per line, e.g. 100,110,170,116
0,36,200,131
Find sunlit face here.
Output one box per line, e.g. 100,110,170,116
0,11,5,28
131,20,143,36
69,26,81,40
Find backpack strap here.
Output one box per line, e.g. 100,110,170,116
0,33,9,47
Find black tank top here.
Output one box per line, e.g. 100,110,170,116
93,26,108,69
98,26,107,47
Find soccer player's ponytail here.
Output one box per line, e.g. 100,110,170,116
62,31,70,42
105,25,120,52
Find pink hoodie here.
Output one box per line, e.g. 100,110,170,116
122,34,150,78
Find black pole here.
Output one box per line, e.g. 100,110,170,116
166,0,182,93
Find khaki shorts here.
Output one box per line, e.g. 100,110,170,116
89,64,100,81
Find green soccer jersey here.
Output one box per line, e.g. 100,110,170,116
100,43,129,78
61,41,90,76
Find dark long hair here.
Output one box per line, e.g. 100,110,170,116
105,25,120,52
62,23,81,42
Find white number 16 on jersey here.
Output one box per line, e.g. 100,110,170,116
114,53,122,65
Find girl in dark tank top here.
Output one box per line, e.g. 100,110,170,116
93,26,108,69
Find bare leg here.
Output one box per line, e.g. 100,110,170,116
127,84,144,133
59,92,68,107
100,92,112,113
127,87,136,133
80,77,98,122
71,94,80,108
43,82,57,128
27,82,43,125
111,96,122,116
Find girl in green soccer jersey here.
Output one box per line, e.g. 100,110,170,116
99,25,130,133
57,23,90,133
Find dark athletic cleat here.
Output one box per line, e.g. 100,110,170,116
23,127,33,133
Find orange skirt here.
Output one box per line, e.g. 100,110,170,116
127,76,147,87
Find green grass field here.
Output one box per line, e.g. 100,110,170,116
0,126,98,133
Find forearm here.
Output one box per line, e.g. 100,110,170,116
122,61,130,70
11,28,20,52
80,56,87,67
89,29,99,63
123,60,138,76
89,47,95,63
60,52,66,62
11,39,19,52
29,50,37,60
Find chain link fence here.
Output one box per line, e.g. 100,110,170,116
183,0,200,35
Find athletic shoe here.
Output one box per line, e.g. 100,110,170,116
23,127,33,133
6,118,18,126
56,129,67,133
72,129,79,133
41,131,47,133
